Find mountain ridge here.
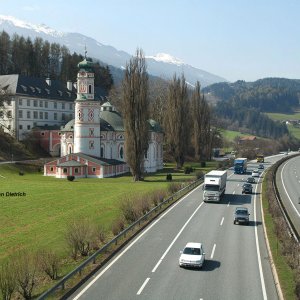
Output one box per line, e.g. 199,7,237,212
0,15,226,87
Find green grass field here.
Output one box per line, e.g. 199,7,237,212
221,129,251,142
0,161,216,263
266,112,300,139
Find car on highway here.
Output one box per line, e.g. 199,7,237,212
246,177,255,184
252,169,259,177
233,207,250,225
258,164,264,170
179,242,205,268
242,183,253,194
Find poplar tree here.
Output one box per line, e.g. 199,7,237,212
122,48,149,181
164,74,190,168
191,81,211,161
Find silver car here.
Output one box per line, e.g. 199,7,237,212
179,242,205,268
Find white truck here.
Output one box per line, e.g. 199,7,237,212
203,170,227,202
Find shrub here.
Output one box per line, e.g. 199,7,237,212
37,249,60,280
200,161,206,167
96,225,107,244
120,197,140,223
19,171,24,176
67,175,75,181
167,182,181,194
184,166,193,174
65,219,95,259
166,173,172,181
0,260,16,300
136,195,151,215
14,251,38,300
151,189,167,206
111,217,125,236
195,170,204,180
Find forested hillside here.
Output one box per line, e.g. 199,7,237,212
203,78,300,139
0,30,113,91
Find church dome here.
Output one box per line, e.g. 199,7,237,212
77,58,94,71
61,119,75,131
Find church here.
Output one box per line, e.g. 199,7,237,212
43,58,164,178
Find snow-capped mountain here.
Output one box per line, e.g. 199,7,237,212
0,15,227,87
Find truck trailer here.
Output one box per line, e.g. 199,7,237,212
203,170,227,202
234,158,247,174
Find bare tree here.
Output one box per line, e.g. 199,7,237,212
0,260,16,300
65,219,95,259
191,81,211,161
164,74,190,168
122,48,150,181
37,249,60,280
14,251,38,300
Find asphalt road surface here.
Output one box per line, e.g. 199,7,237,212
69,155,286,300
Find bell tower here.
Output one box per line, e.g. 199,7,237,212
73,55,101,157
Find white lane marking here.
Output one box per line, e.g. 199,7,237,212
233,191,235,195
152,201,204,273
210,244,216,259
72,184,201,299
254,175,268,300
281,160,300,217
227,202,230,207
220,217,224,226
137,277,150,295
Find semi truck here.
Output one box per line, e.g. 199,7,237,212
234,158,247,174
203,170,227,202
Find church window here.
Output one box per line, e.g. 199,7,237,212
63,168,67,174
101,146,104,158
89,128,94,137
89,140,94,149
74,168,79,174
88,84,92,94
50,167,54,172
92,167,96,172
119,147,124,159
145,151,148,159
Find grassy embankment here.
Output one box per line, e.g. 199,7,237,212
262,169,297,299
0,161,216,264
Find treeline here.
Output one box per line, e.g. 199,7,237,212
215,101,288,139
0,30,113,91
203,78,300,113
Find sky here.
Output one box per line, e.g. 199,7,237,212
0,0,299,82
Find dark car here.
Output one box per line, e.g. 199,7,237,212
242,183,253,194
234,207,250,225
247,177,255,184
258,164,264,169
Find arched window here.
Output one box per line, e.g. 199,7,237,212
101,146,104,158
88,85,92,94
119,147,124,159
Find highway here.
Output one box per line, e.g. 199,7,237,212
69,155,285,300
276,153,300,234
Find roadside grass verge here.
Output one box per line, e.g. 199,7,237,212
262,171,297,299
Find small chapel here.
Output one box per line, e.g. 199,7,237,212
44,58,164,178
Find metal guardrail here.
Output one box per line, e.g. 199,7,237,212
38,177,203,299
272,156,300,244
